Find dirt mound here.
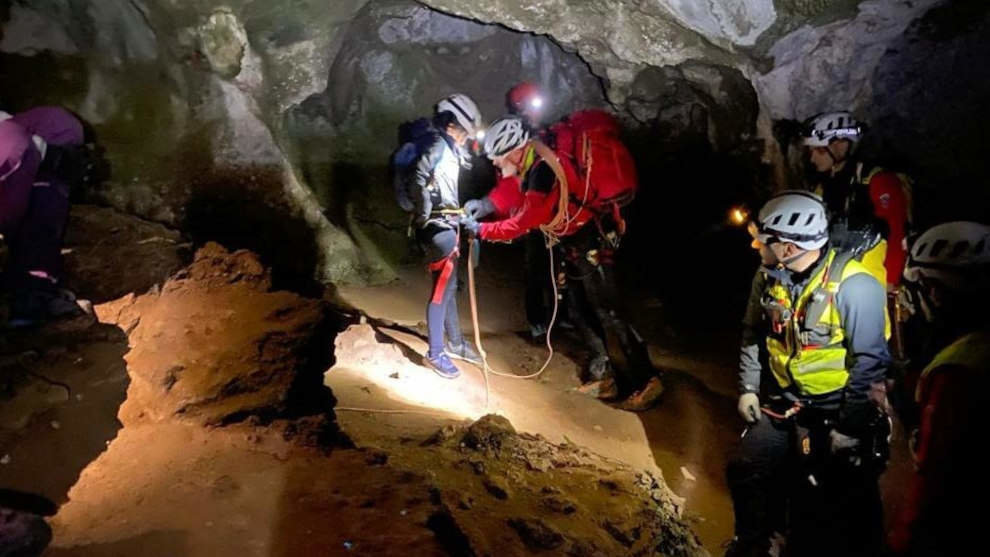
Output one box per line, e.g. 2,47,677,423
62,205,188,303
410,414,707,556
98,243,339,431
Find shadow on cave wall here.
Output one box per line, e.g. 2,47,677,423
617,62,767,330
181,164,324,297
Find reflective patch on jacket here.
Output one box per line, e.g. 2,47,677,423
763,249,871,396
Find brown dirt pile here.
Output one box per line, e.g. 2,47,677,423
413,414,708,556
96,242,338,430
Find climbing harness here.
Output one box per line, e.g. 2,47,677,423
427,226,460,305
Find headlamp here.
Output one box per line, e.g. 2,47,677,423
729,206,750,226
530,97,543,110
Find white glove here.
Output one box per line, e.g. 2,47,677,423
737,393,761,423
829,429,860,454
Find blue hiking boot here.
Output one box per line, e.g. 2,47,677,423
445,340,483,366
424,352,461,379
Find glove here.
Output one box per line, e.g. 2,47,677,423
737,393,761,423
829,429,861,454
461,216,481,238
464,197,495,220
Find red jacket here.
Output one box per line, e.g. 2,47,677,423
866,170,909,286
486,174,524,220
479,159,593,242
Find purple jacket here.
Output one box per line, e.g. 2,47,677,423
0,120,43,234
11,106,84,147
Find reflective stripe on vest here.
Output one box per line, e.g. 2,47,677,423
763,249,872,396
916,331,990,403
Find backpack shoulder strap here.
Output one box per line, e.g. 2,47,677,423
532,140,569,194
803,250,856,328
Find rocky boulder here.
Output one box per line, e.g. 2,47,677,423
100,243,333,426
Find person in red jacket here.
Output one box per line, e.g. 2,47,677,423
463,116,662,411
466,82,555,340
801,112,910,290
889,221,990,556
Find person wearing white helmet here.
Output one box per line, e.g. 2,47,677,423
726,191,891,557
464,115,567,349
888,221,990,556
463,116,661,411
801,111,911,293
405,93,484,379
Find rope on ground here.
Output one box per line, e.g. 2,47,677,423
485,243,559,380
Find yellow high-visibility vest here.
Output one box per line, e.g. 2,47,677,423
763,249,879,396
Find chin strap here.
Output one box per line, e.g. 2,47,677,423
774,249,809,269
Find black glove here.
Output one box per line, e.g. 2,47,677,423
461,216,481,238
463,198,495,220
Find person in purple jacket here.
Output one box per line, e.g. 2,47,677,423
1,106,86,326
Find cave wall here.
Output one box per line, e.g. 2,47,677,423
0,0,376,287
1,0,986,288
867,0,990,224
281,0,608,266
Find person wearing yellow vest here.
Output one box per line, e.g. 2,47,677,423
726,191,891,557
888,221,990,556
800,112,910,291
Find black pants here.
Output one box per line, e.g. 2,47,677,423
2,177,71,291
560,227,653,391
416,223,463,357
523,231,553,331
726,411,884,556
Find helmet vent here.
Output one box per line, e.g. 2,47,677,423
788,212,801,226
805,214,816,226
930,239,949,258
950,241,970,258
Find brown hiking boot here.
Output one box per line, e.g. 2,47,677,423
617,376,664,412
575,377,619,400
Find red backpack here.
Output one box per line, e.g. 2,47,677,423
550,110,638,214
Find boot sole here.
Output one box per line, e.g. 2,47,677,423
447,352,483,367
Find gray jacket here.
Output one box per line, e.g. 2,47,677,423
411,133,462,228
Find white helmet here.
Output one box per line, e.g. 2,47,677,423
483,116,530,159
435,93,482,138
802,112,863,147
755,190,829,251
0,111,12,122
903,221,990,290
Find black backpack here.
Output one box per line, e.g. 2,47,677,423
391,118,439,212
